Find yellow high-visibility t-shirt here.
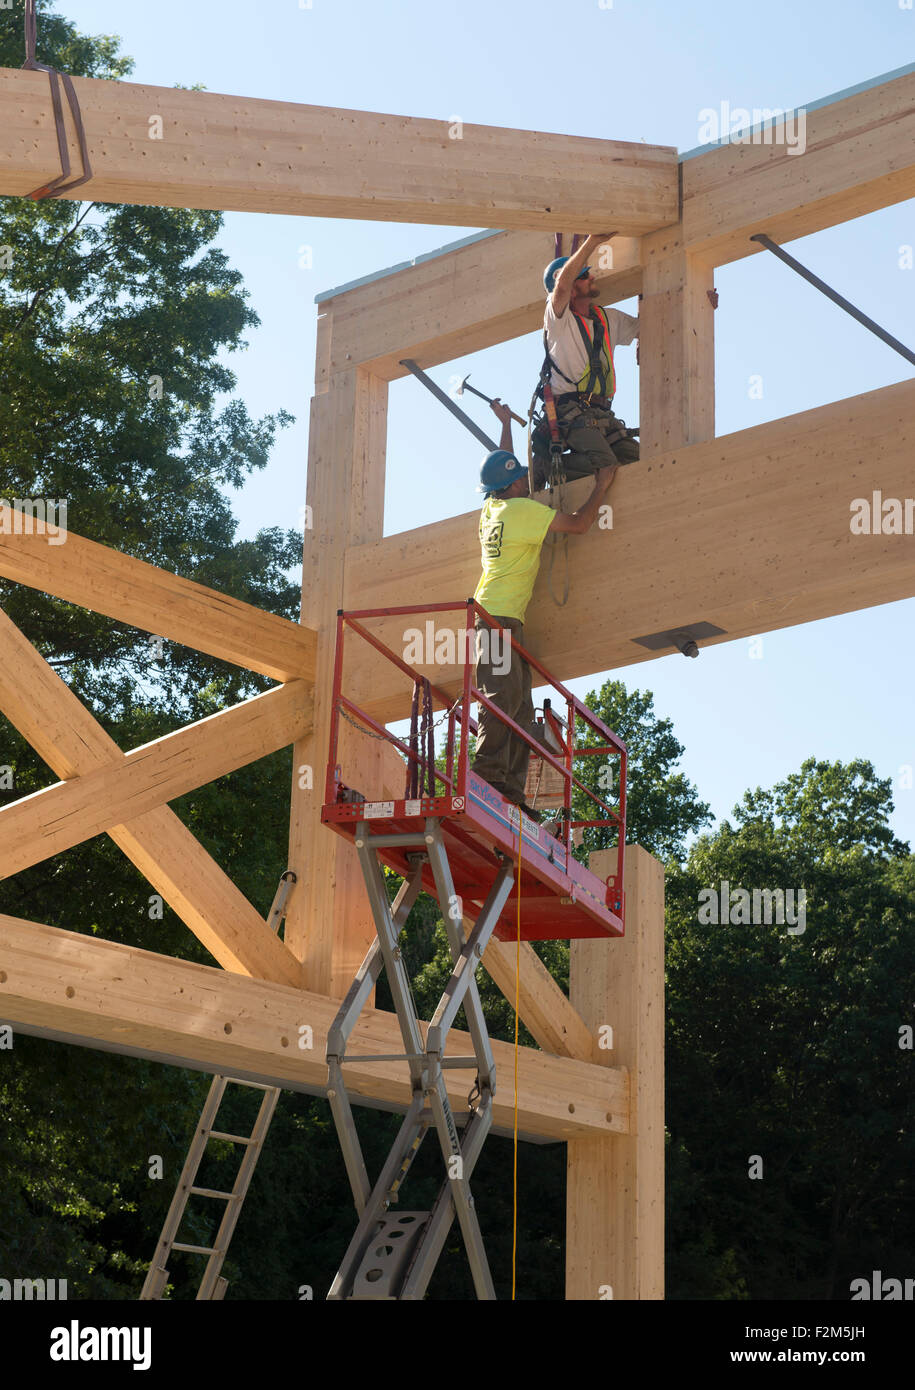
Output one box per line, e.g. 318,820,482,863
473,496,555,623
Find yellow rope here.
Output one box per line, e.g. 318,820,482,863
512,812,522,1300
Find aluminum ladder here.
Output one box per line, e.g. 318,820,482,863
139,870,296,1300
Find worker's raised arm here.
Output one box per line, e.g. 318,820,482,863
489,398,514,453
551,232,617,317
549,466,617,535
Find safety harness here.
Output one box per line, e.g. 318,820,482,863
528,307,617,609
530,307,616,470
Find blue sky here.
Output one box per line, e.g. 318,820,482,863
62,0,915,847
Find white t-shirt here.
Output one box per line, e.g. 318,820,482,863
543,300,639,396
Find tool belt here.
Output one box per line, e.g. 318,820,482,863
534,396,636,450
554,392,614,407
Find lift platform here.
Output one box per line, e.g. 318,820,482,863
322,600,627,942
320,601,627,1298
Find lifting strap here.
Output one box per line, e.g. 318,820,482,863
553,232,584,260
21,0,93,200
407,677,435,798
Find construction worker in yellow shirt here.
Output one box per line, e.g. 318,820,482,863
470,401,615,817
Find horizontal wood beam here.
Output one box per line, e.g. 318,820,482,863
321,232,642,382
0,915,629,1141
0,505,314,683
682,67,915,263
0,682,311,880
342,378,915,722
0,608,303,986
0,68,678,234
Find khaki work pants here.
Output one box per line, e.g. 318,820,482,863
532,399,639,491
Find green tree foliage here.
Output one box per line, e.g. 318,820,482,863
571,678,712,864
665,759,915,1298
0,2,301,1295
1,6,297,720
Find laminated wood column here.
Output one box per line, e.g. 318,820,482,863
285,321,390,996
639,228,716,455
566,844,664,1300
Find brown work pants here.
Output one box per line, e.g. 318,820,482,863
471,616,536,805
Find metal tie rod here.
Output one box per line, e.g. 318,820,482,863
400,359,499,452
750,233,915,368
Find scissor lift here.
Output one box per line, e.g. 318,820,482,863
321,602,627,1299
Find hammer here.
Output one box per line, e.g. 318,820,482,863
456,374,527,426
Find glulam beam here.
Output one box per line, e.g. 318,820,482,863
0,914,629,1141
0,67,677,234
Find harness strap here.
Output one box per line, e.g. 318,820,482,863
407,678,436,797
407,681,420,798
422,679,435,797
573,307,610,398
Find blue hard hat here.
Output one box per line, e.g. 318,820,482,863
543,256,591,293
478,449,527,495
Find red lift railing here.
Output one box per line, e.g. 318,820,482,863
325,600,627,895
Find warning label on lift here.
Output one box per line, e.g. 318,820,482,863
362,801,395,818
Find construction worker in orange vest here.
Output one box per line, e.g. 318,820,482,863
531,232,640,492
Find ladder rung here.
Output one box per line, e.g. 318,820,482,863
209,1131,255,1145
224,1078,274,1091
189,1186,237,1201
171,1242,217,1256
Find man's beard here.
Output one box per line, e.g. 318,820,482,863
573,286,601,307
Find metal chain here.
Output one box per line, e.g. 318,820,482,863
339,695,462,745
338,704,391,743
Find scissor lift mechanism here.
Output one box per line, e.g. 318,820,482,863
322,601,628,1299
326,828,512,1299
